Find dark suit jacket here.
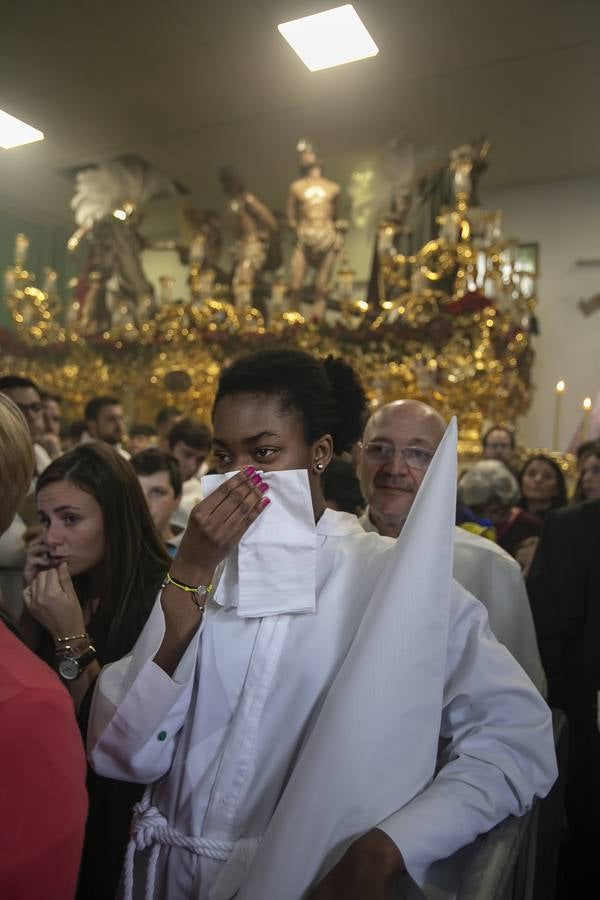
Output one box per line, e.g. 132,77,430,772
528,500,600,712
529,500,600,865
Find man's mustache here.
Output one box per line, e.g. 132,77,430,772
373,476,415,491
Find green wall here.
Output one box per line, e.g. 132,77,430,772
0,207,78,328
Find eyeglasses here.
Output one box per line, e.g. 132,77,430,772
362,441,434,469
16,401,43,415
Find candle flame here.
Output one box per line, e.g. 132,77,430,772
583,396,592,410
555,380,566,393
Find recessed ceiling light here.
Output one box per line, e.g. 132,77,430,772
0,109,44,149
278,4,378,72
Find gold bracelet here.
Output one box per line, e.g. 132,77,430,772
55,632,89,645
55,640,94,658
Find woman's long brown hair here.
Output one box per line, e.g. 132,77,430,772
36,442,171,663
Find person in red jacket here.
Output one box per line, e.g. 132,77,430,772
0,393,87,900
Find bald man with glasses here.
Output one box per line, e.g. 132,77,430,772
357,400,544,692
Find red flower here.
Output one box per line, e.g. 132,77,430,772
446,291,490,316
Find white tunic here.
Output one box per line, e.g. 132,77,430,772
452,526,545,692
88,425,556,900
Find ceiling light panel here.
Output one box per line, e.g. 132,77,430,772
0,109,44,149
278,5,378,72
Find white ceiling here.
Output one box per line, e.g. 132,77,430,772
2,0,600,233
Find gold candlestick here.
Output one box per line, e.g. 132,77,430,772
582,396,592,442
552,380,565,450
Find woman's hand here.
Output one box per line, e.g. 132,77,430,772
171,467,270,587
154,468,270,676
23,530,50,586
23,563,85,642
307,829,405,899
514,536,539,577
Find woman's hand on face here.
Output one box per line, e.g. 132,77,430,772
172,468,270,585
23,532,51,586
23,562,85,642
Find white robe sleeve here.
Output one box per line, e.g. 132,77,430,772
452,528,546,694
87,591,203,783
378,587,557,887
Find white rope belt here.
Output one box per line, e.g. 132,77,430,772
123,788,237,900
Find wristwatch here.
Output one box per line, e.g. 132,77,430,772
57,644,97,681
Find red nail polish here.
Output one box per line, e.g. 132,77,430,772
250,473,262,485
260,497,271,508
243,466,256,476
259,482,269,493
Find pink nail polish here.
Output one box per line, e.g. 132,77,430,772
259,482,269,493
250,473,262,485
260,497,271,508
243,466,256,476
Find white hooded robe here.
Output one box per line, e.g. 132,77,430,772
88,421,556,899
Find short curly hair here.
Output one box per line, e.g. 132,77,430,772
459,460,520,510
214,349,366,454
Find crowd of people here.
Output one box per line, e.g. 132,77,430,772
0,359,597,900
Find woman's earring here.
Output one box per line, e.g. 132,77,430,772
315,462,325,472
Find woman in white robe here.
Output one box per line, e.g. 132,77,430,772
87,350,557,900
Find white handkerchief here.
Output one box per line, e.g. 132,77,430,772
201,469,317,617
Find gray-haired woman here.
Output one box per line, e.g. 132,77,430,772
459,459,542,568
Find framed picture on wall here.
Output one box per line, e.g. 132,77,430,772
515,242,539,299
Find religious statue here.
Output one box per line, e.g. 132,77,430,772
68,160,176,333
177,205,226,300
218,167,280,307
178,206,223,274
366,186,413,305
449,139,491,207
286,140,347,320
377,186,412,261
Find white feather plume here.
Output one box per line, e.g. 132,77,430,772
70,159,175,226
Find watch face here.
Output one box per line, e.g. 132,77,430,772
58,657,80,681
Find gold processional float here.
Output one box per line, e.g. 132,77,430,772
1,140,550,461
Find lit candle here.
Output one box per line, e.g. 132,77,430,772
552,380,565,450
582,396,592,441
